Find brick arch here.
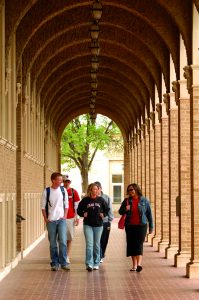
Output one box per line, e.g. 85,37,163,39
4,0,194,135
46,80,138,131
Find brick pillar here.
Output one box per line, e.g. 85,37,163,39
152,109,162,248
134,133,138,183
175,76,191,267
128,137,133,182
141,124,146,195
165,85,179,259
137,130,141,186
186,65,199,278
158,96,170,253
148,113,155,245
124,142,131,194
132,135,136,183
145,119,150,198
16,75,23,253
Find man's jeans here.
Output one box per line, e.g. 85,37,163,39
83,225,103,267
46,219,67,267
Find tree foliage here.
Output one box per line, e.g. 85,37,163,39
61,114,123,192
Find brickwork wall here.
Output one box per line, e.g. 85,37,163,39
0,146,16,193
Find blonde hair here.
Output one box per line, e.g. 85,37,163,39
86,183,99,197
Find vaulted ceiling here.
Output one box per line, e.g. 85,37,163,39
5,0,195,139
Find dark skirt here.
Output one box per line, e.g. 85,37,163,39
125,224,147,257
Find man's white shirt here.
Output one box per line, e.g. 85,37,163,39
41,187,68,221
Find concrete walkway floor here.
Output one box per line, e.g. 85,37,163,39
0,220,199,300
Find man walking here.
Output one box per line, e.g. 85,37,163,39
41,172,69,271
63,175,80,263
94,181,114,262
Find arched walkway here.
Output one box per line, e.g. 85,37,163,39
0,221,198,300
1,0,199,284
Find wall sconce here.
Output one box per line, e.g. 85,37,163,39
90,69,97,80
91,89,97,97
90,97,96,103
90,40,100,56
91,56,99,70
92,0,102,22
90,21,100,40
90,80,98,89
89,102,95,109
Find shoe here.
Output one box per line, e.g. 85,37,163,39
100,259,103,263
93,266,99,270
130,267,137,272
136,265,143,272
86,265,93,271
61,265,70,271
51,265,59,271
66,257,70,264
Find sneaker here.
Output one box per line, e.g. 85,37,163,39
66,257,70,264
93,266,99,270
86,265,93,271
100,259,103,263
61,265,70,271
51,265,59,271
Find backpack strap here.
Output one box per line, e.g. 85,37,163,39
60,185,66,211
45,186,65,218
45,187,51,218
71,188,75,211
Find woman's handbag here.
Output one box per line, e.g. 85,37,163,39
118,199,129,229
118,214,126,229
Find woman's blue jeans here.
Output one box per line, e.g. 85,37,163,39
83,225,103,267
46,219,67,267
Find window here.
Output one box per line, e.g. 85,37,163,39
113,185,121,203
112,174,122,183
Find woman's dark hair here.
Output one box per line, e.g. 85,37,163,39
126,183,142,196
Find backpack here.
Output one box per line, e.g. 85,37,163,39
45,186,65,218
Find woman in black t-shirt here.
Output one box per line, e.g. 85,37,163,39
77,183,108,271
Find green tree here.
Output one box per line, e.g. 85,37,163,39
61,114,123,193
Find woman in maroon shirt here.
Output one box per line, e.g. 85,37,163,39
119,183,153,272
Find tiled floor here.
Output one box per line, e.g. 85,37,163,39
0,220,199,300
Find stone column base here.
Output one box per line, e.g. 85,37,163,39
146,233,154,246
151,236,161,250
165,246,178,259
158,240,169,253
174,252,191,267
186,262,199,278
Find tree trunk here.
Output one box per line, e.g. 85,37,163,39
80,167,89,196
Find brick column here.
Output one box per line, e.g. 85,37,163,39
132,135,136,182
148,113,155,245
128,137,133,182
124,142,131,193
16,76,23,253
158,96,170,253
165,84,179,259
152,109,162,248
134,133,138,183
186,65,199,278
175,74,191,267
145,119,150,198
141,124,146,195
137,130,141,186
